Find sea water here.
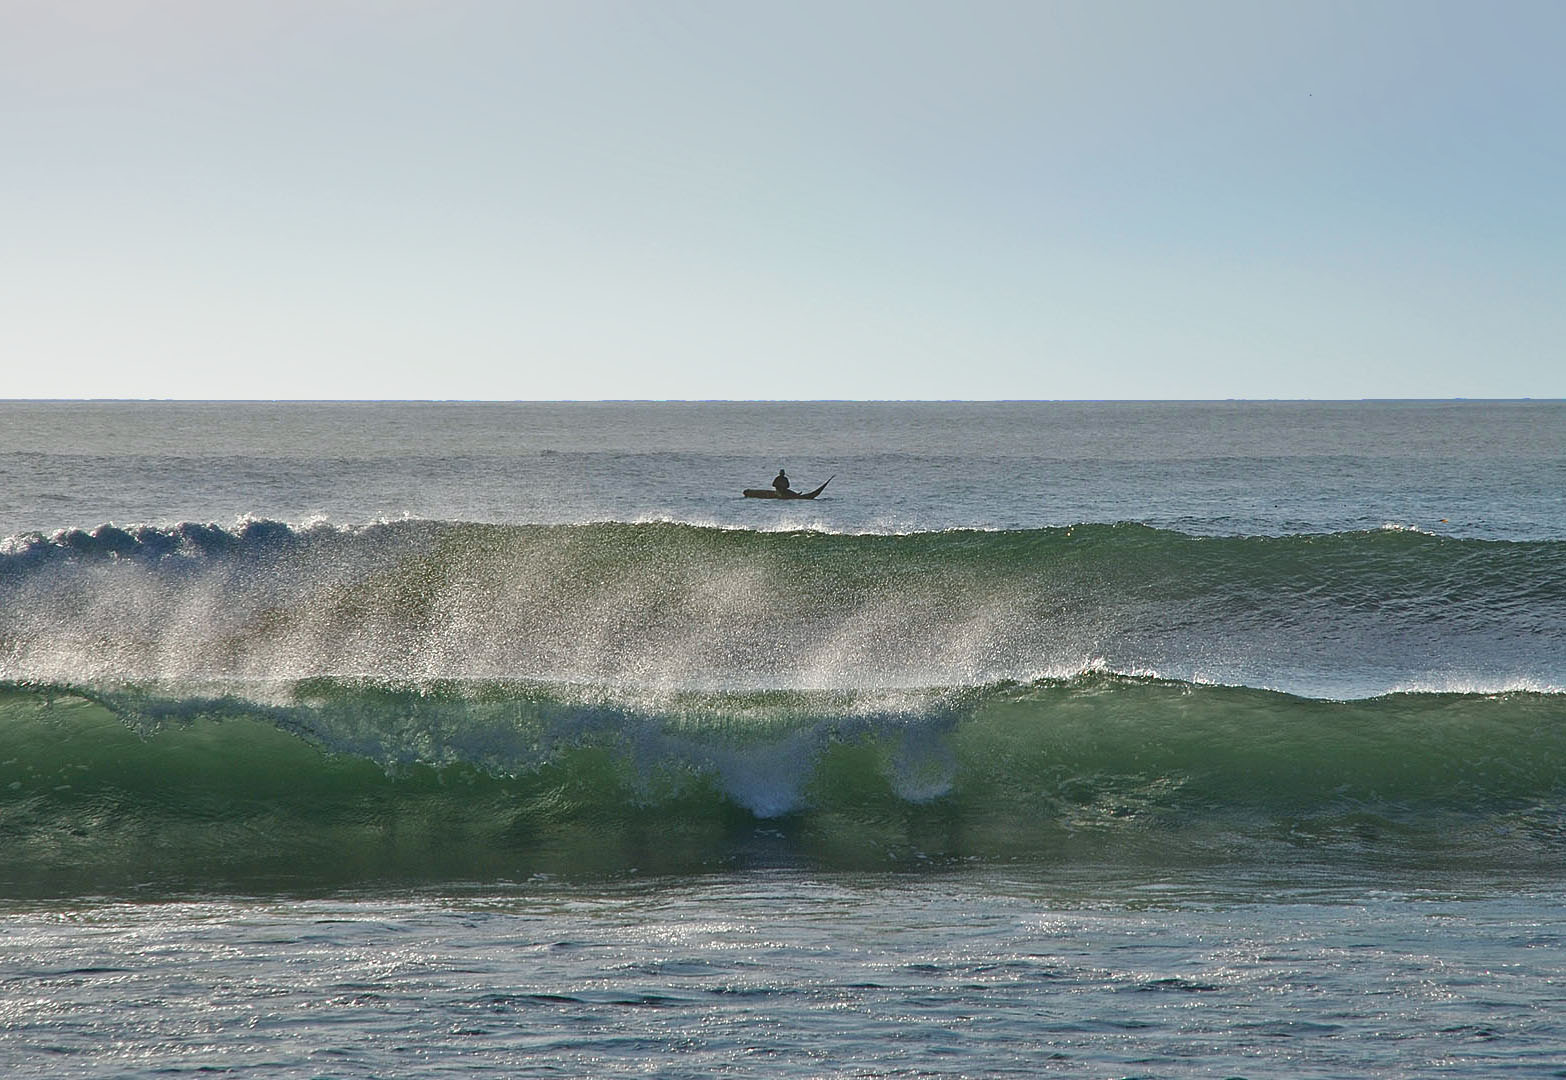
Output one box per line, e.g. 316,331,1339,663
1,400,1564,1078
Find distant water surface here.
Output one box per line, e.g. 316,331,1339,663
2,399,1561,537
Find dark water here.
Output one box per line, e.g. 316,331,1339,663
1,400,1563,1077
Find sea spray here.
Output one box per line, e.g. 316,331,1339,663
6,515,1564,894
4,519,1563,698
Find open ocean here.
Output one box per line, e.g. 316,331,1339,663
2,399,1564,1078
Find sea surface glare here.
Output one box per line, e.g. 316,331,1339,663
1,400,1564,1078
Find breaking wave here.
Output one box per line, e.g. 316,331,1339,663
3,519,1563,894
3,518,1562,698
2,675,1563,894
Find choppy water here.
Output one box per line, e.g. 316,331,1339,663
2,400,1563,1077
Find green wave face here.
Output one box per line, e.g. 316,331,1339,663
3,677,1563,896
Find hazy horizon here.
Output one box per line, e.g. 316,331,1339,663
5,396,1561,405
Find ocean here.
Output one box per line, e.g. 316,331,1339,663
1,399,1563,1077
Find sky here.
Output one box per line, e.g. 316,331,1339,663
2,0,1563,400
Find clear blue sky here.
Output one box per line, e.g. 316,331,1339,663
3,0,1562,400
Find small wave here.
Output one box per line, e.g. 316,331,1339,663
1384,676,1566,696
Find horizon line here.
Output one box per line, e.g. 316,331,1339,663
3,397,1560,406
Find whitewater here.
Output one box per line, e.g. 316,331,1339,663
2,400,1564,1078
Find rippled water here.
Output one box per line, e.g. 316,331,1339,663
4,873,1564,1079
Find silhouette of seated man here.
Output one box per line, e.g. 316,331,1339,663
772,468,793,494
